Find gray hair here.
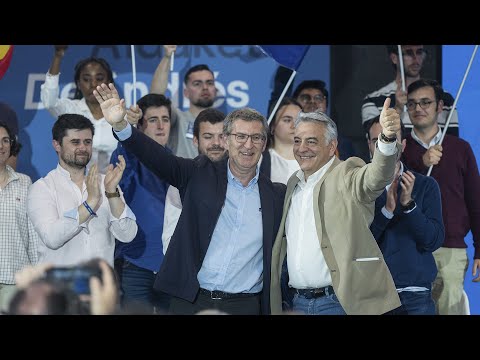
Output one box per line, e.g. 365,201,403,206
294,110,338,145
223,107,268,139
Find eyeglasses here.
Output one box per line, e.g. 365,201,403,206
228,133,266,144
298,94,326,103
1,137,11,146
402,48,427,60
406,99,435,111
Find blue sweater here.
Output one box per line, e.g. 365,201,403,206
370,166,445,289
111,143,169,272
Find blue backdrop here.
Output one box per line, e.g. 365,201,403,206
443,45,480,314
0,45,329,182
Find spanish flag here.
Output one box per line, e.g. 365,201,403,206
0,45,14,80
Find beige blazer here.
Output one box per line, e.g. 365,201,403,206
271,144,402,315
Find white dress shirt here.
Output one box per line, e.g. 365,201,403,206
41,72,118,173
27,164,137,266
269,148,300,185
286,140,397,289
286,156,336,289
161,186,182,254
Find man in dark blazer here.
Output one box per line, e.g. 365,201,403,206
94,83,286,315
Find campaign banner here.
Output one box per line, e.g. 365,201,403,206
0,45,284,181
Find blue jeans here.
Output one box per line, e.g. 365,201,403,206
398,290,436,315
115,259,170,314
292,288,347,315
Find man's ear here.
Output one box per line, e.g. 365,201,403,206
437,99,444,115
193,136,199,149
329,139,338,157
401,138,406,153
53,139,61,153
390,53,398,66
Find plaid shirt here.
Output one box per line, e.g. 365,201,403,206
0,166,39,284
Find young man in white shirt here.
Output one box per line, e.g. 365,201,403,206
27,114,137,267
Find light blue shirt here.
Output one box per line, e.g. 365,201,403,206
114,122,133,140
197,160,264,294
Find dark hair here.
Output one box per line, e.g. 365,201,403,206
0,102,19,137
0,120,21,157
292,80,329,108
8,279,83,315
184,64,214,85
136,93,172,127
267,97,302,149
73,57,114,100
386,44,424,55
52,114,95,143
193,108,225,139
407,78,444,103
386,45,399,55
365,115,406,141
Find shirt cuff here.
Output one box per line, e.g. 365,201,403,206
64,207,78,220
109,204,137,222
377,140,397,156
115,122,133,141
403,204,417,214
64,207,88,230
381,206,394,219
44,72,60,87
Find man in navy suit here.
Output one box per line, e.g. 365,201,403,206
94,83,286,315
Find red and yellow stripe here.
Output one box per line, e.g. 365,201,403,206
0,45,14,80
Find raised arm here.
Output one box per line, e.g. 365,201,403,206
351,98,401,203
48,45,68,75
40,45,70,114
150,45,177,94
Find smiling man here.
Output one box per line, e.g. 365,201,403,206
270,98,403,315
162,108,227,254
27,113,137,268
110,94,173,314
94,83,286,315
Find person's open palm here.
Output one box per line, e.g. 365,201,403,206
93,83,126,126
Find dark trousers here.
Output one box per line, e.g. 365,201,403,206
169,291,261,315
114,258,171,314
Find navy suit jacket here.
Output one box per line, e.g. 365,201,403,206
115,126,286,314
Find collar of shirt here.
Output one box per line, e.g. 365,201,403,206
386,161,404,192
411,127,442,149
4,165,19,184
295,156,335,189
226,159,260,189
56,163,86,181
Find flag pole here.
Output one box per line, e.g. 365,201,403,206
397,45,406,92
131,45,137,104
170,51,175,72
397,45,407,113
427,45,478,177
267,70,297,125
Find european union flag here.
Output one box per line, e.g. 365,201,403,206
257,45,310,71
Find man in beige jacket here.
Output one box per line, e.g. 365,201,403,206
271,98,402,315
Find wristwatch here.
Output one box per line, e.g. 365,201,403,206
105,188,120,198
401,199,416,213
380,132,397,143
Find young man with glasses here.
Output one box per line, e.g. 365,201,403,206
94,83,286,315
361,45,459,137
402,78,480,314
292,80,356,160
